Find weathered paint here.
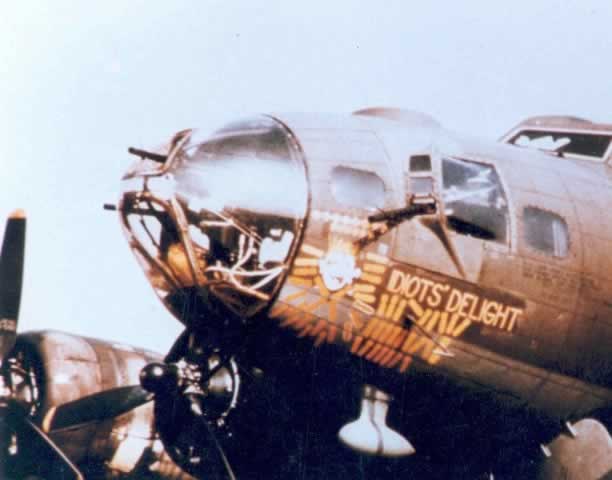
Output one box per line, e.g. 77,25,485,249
266,110,612,419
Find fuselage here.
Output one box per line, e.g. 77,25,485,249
263,109,612,421
120,108,612,425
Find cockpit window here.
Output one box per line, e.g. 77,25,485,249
523,207,569,257
442,157,508,243
331,166,385,210
508,130,611,161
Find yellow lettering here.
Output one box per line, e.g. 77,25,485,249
293,267,318,277
466,293,481,321
387,270,404,293
495,306,510,330
364,263,387,274
408,299,424,318
353,299,376,315
446,312,460,335
427,283,448,308
366,344,383,361
401,331,420,353
417,308,433,326
418,278,435,303
404,275,422,298
409,337,434,359
386,352,404,369
451,318,472,337
350,310,364,330
482,300,499,326
354,293,377,304
428,337,452,365
392,299,408,323
372,321,393,343
377,294,389,317
287,276,313,288
385,294,400,319
389,327,406,349
505,308,521,332
446,289,463,312
361,318,381,338
372,346,391,363
379,348,397,366
425,311,440,332
437,312,448,334
357,339,375,357
460,293,477,319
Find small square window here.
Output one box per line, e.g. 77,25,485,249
409,155,432,172
523,207,569,257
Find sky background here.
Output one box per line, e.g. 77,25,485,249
1,1,610,354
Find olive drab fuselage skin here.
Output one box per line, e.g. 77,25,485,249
261,110,612,421
120,109,612,427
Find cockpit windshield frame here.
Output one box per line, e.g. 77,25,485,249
504,127,612,163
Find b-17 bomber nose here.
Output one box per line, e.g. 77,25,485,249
118,116,308,328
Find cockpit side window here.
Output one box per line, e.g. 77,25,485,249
331,166,386,210
523,207,569,257
442,157,508,243
509,130,611,161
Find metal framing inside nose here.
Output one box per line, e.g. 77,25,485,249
119,116,309,320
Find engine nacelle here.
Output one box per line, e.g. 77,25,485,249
14,331,158,412
10,330,195,478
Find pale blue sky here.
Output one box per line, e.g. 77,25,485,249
1,1,610,353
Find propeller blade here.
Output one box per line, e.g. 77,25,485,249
200,416,237,480
0,210,26,362
0,400,83,479
187,394,237,480
0,406,13,478
13,417,83,479
43,385,153,432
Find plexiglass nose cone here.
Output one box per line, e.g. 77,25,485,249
119,116,308,327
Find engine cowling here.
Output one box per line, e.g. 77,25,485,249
9,330,195,478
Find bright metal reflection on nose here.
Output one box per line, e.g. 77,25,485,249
120,116,308,324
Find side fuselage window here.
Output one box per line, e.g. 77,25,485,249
442,157,509,243
523,207,569,257
331,166,386,210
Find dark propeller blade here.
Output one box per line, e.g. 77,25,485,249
0,404,14,478
0,212,85,479
44,385,153,432
0,210,26,362
14,417,83,479
187,394,237,480
0,400,83,480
